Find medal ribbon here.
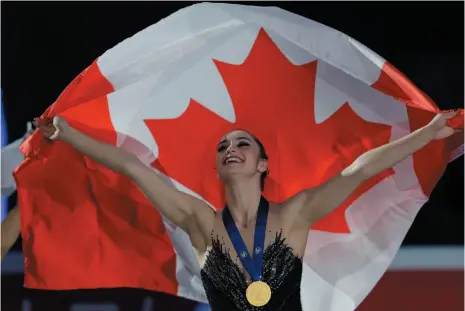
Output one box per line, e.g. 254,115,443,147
223,196,269,281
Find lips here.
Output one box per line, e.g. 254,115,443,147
223,155,244,165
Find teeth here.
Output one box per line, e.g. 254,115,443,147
225,157,242,164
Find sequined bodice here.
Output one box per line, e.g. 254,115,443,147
201,232,303,311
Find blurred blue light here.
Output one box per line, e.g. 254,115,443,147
1,88,8,221
193,303,210,311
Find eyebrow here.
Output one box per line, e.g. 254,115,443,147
218,136,252,146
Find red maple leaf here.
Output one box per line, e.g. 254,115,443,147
146,29,392,233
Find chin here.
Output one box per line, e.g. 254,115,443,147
220,166,246,177
220,171,254,185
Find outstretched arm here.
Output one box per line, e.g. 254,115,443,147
1,206,20,260
283,111,460,227
36,117,215,250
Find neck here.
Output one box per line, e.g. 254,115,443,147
225,179,262,227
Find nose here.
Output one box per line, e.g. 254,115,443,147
226,143,236,154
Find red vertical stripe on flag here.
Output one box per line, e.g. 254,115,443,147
372,61,462,196
16,61,178,294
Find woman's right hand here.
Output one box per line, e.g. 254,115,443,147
34,116,70,141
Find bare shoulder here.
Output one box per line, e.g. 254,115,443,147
277,190,316,230
270,200,310,256
184,198,217,251
128,161,216,249
279,190,313,214
191,197,217,228
268,200,299,230
268,201,283,219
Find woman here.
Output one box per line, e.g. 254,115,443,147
36,111,458,311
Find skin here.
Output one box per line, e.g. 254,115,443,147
1,128,35,260
1,206,20,260
35,111,460,278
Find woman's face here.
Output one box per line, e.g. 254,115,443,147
216,130,267,184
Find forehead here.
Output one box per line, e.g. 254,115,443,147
219,130,254,143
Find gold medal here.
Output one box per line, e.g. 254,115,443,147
246,281,272,307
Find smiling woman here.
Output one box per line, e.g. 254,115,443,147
216,130,269,193
36,104,461,311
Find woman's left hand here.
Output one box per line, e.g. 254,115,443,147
426,111,462,140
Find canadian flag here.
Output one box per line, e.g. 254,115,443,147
15,3,463,311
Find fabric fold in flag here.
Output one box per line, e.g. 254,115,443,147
14,3,463,311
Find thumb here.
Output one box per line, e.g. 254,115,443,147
52,116,62,128
49,116,64,141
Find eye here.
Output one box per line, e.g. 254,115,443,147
217,145,227,152
237,142,250,148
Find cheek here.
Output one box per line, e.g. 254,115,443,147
243,149,259,161
215,155,223,167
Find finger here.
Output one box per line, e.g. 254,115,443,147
49,130,60,141
33,118,40,127
45,124,56,133
34,117,53,127
441,110,459,119
52,116,63,126
44,131,57,139
34,118,46,127
39,126,53,134
37,124,53,134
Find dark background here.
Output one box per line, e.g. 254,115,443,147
1,1,463,311
2,1,463,247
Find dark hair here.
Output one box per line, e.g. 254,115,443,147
247,132,269,191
